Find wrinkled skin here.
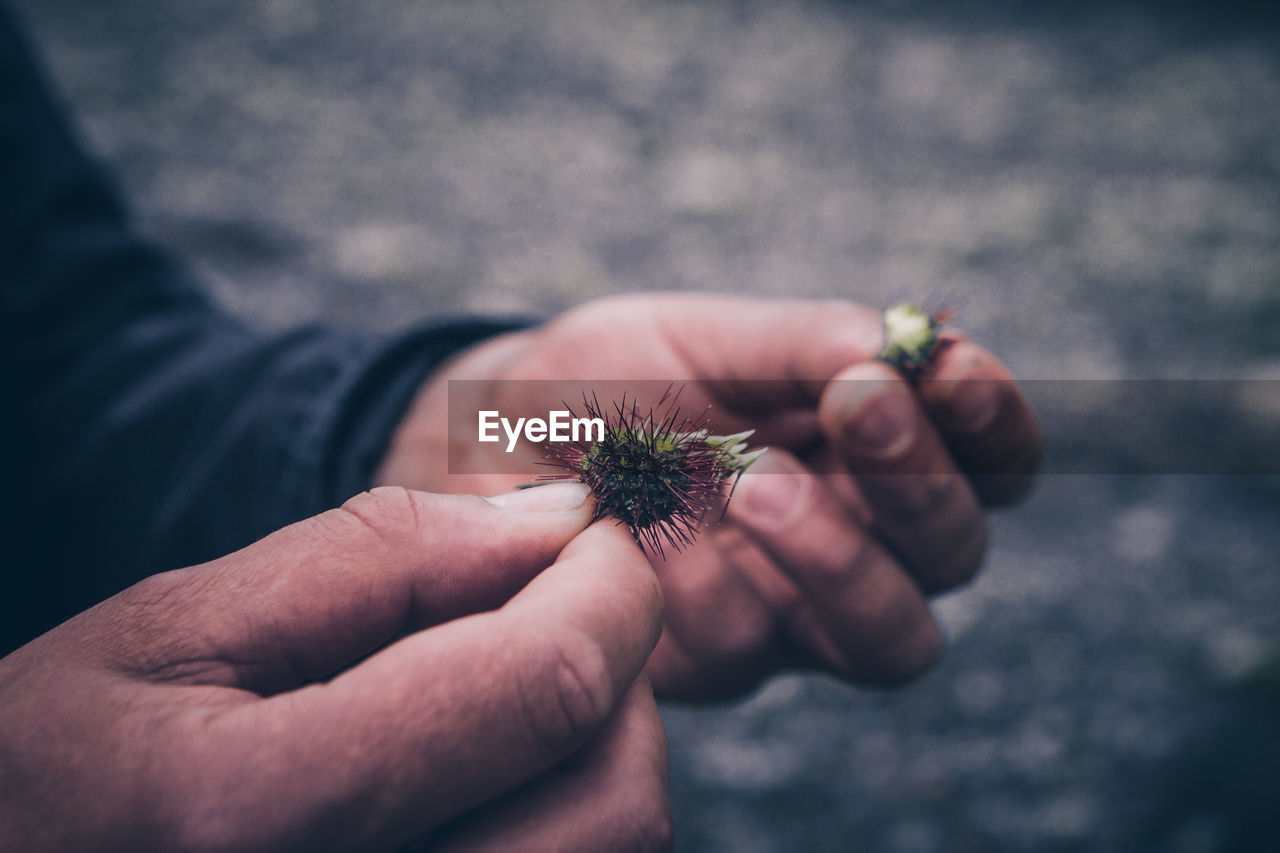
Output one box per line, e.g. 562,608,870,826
0,487,673,851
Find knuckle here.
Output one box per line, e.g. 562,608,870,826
122,568,191,610
331,486,427,552
517,633,615,758
111,569,210,658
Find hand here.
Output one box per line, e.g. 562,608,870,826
0,485,671,852
378,293,1041,700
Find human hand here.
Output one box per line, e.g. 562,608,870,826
0,485,670,852
378,293,1040,700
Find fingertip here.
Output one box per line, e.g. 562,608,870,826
916,341,1043,493
819,362,921,468
484,481,595,514
728,449,813,528
919,341,1012,434
562,516,650,559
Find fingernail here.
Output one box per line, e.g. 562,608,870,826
485,481,592,511
846,387,915,458
739,452,807,517
943,375,1000,432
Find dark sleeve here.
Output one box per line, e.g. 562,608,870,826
0,6,525,652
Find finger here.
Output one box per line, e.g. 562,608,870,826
644,296,1040,502
819,362,989,593
103,483,595,688
164,520,663,851
646,295,886,409
797,441,874,524
727,449,944,684
426,678,672,853
644,527,791,700
916,338,1042,505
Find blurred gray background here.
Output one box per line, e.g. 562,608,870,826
10,1,1279,850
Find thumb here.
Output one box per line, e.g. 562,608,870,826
217,518,663,851
98,482,595,688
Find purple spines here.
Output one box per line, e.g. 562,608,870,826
541,388,760,557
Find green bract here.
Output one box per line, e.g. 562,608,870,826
876,302,943,373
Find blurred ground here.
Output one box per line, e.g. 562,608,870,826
9,1,1279,850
